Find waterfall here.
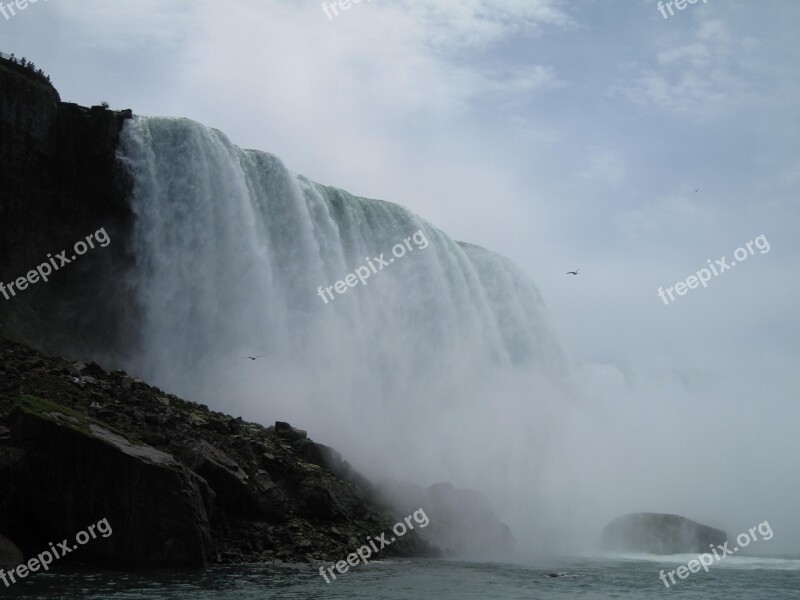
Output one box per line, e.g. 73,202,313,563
117,116,574,547
118,116,567,405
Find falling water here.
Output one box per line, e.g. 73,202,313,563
115,116,800,558
118,115,568,417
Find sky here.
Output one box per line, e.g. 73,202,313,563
1,0,798,371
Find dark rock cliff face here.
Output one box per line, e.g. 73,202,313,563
0,57,135,362
600,513,728,555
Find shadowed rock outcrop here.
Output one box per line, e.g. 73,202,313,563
2,395,214,567
0,338,439,568
377,480,515,557
601,513,728,555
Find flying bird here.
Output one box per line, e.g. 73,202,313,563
243,355,265,361
566,269,580,275
695,188,700,192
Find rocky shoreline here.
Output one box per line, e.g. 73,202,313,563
0,337,438,568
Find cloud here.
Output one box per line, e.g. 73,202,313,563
392,0,574,53
49,0,197,51
611,20,759,119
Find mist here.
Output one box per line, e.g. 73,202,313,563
115,115,800,561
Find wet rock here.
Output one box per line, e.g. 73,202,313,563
253,470,290,521
274,421,307,441
0,337,440,567
0,533,23,570
601,513,728,554
0,396,213,567
177,439,250,511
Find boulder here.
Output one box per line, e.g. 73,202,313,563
252,469,291,521
177,439,249,510
274,421,307,441
297,476,367,521
600,513,728,554
0,533,23,570
0,395,214,567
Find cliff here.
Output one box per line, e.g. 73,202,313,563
0,54,135,361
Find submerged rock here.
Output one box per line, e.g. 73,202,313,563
600,513,728,554
0,534,23,570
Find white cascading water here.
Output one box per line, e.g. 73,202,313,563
116,116,800,558
116,115,576,553
118,115,568,413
